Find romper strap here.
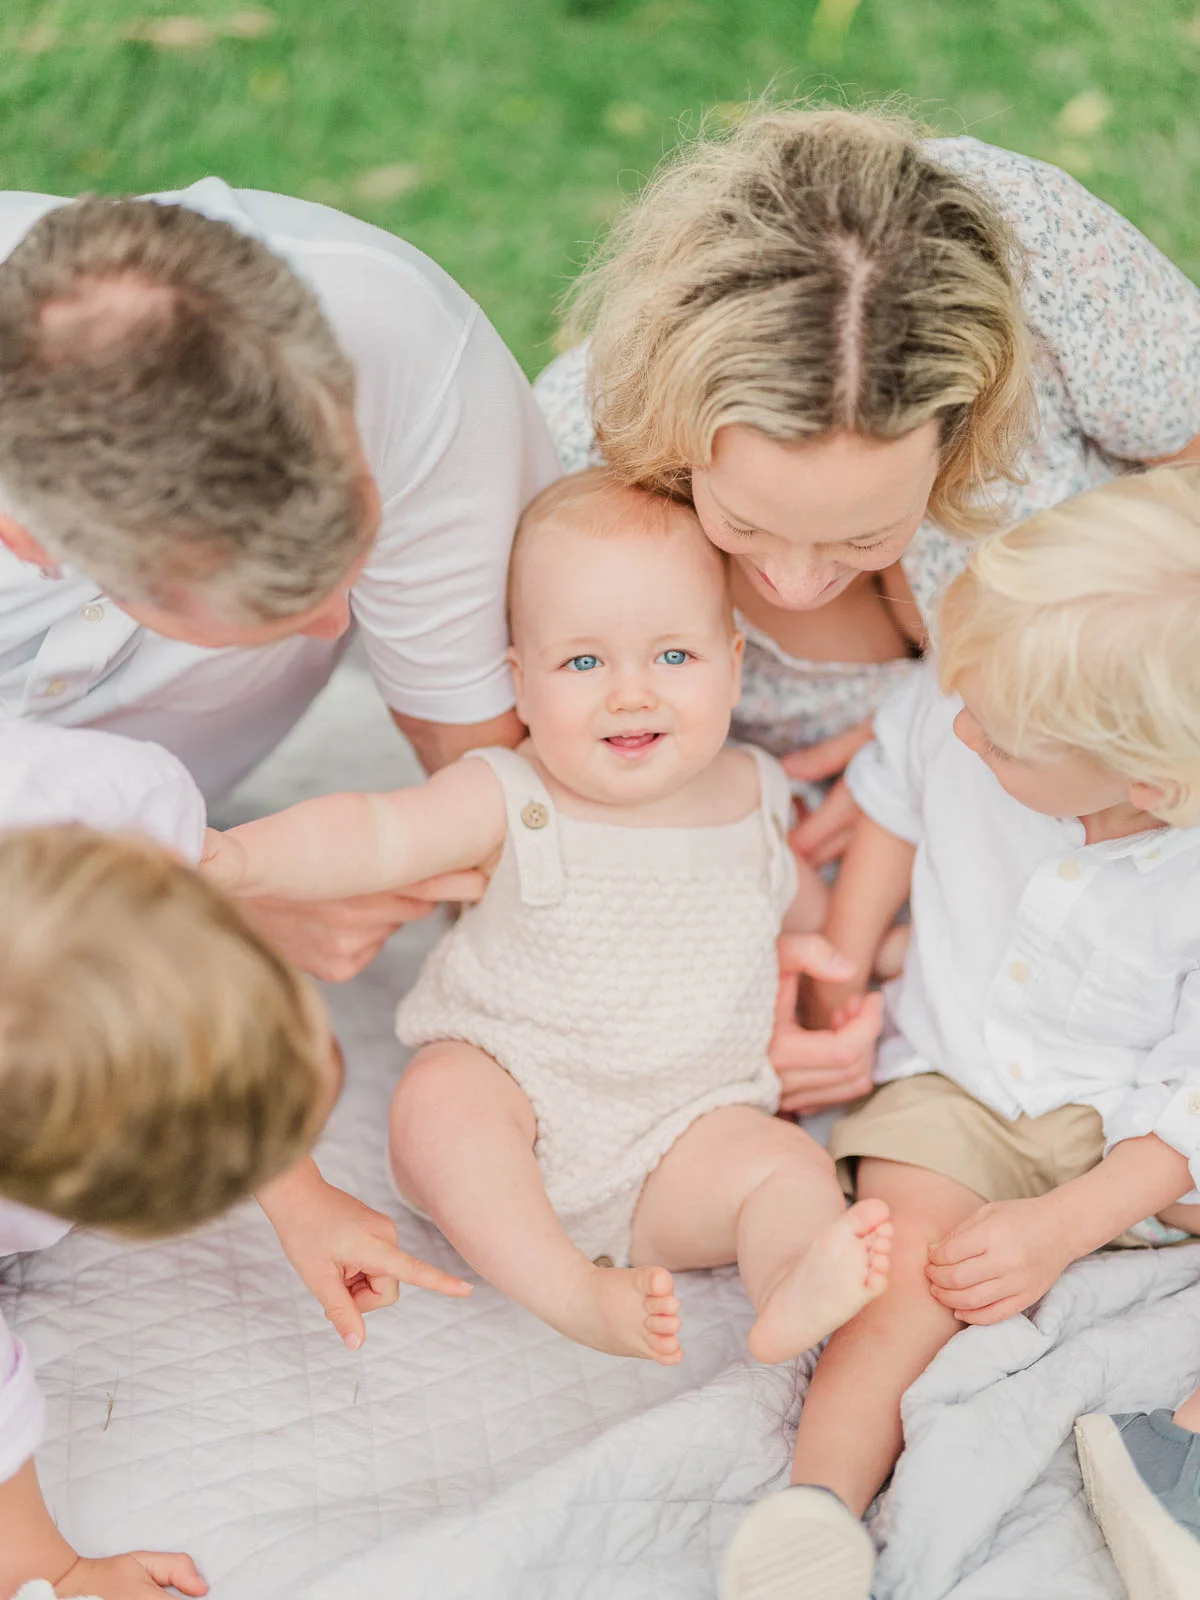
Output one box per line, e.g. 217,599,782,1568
744,744,800,915
461,747,566,907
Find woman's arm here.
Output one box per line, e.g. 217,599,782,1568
203,756,507,902
806,812,915,1028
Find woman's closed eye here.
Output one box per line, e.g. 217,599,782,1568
655,648,693,666
564,653,601,672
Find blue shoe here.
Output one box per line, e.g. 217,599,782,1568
719,1485,875,1600
1075,1411,1200,1599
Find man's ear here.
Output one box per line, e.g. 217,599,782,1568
0,514,54,569
1130,778,1173,817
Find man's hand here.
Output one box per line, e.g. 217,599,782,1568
55,1550,208,1598
770,933,883,1114
238,871,485,982
926,1197,1073,1325
258,1160,471,1349
784,721,873,867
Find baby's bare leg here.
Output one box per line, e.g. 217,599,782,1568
389,1041,682,1363
789,1159,981,1512
630,1108,892,1363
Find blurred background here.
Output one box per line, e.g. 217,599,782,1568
2,0,1198,376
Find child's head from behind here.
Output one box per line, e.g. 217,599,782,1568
508,468,743,805
0,824,331,1235
939,464,1200,825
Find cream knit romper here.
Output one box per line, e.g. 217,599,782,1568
395,745,799,1265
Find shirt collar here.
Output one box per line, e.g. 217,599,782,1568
1083,825,1200,872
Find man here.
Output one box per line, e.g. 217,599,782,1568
0,181,562,976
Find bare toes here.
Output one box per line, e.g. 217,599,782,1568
646,1313,681,1334
846,1197,890,1237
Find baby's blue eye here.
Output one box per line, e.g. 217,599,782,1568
657,649,690,666
566,654,600,672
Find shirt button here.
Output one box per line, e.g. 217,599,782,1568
80,603,105,622
1009,961,1030,984
1145,847,1161,861
1188,1093,1200,1116
43,679,68,698
1058,860,1081,881
1007,1061,1025,1082
521,801,549,831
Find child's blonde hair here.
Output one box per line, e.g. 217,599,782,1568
567,102,1033,534
507,466,729,633
0,824,327,1235
938,464,1200,823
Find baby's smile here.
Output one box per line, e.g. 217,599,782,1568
603,731,665,757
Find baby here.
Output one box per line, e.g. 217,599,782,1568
0,721,467,1600
206,467,892,1368
723,463,1200,1600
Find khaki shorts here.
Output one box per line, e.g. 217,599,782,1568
829,1073,1108,1205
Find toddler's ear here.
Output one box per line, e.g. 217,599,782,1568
1129,778,1173,817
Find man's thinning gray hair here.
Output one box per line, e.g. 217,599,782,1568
0,196,364,619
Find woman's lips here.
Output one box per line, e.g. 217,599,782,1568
604,732,664,757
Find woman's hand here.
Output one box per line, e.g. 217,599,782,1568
783,720,873,867
238,871,486,982
55,1550,209,1598
258,1159,471,1349
770,933,883,1114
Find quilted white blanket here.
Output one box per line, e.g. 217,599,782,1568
4,659,1200,1599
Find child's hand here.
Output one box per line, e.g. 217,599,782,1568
259,1161,471,1348
769,934,882,1114
925,1198,1072,1325
55,1549,208,1598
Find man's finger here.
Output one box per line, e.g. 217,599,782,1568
776,933,856,982
358,1241,473,1298
131,1551,209,1595
781,722,874,783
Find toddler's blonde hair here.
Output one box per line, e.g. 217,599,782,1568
938,464,1200,823
567,102,1033,534
0,824,327,1234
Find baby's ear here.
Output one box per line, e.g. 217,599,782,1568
729,629,745,703
507,646,526,715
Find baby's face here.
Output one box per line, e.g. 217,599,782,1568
509,512,743,806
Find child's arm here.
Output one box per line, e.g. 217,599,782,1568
0,1457,208,1599
257,1157,471,1350
926,1133,1194,1325
202,756,507,902
806,812,916,1029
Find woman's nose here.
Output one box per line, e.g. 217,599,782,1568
759,554,841,609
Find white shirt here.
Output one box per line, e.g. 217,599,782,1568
0,182,562,800
0,718,207,1481
847,665,1200,1198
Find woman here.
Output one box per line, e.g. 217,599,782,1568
535,103,1200,1125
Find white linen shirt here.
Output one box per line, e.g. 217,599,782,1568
0,718,207,1482
846,665,1200,1199
0,182,562,800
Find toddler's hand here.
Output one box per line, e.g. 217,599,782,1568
55,1549,208,1598
260,1163,471,1349
925,1198,1072,1325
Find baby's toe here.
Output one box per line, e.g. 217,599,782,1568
847,1197,890,1236
646,1311,681,1335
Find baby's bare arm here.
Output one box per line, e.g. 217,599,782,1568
202,757,507,901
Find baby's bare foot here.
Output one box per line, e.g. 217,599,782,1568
747,1198,892,1364
557,1262,683,1365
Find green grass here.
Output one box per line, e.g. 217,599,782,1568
2,0,1199,374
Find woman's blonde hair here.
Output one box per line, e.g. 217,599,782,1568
938,464,1200,824
0,825,328,1234
569,102,1034,534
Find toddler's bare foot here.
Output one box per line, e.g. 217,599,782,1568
747,1199,892,1364
557,1262,683,1365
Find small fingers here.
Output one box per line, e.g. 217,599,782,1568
930,1278,1007,1312
364,1242,473,1298
776,933,856,983
131,1551,209,1594
954,1296,1026,1326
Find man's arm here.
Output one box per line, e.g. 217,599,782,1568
391,707,523,775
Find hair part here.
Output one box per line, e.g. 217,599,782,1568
567,99,1034,534
937,463,1200,824
0,824,327,1234
0,196,366,620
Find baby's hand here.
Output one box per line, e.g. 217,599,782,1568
55,1549,208,1598
259,1161,470,1348
926,1197,1072,1325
